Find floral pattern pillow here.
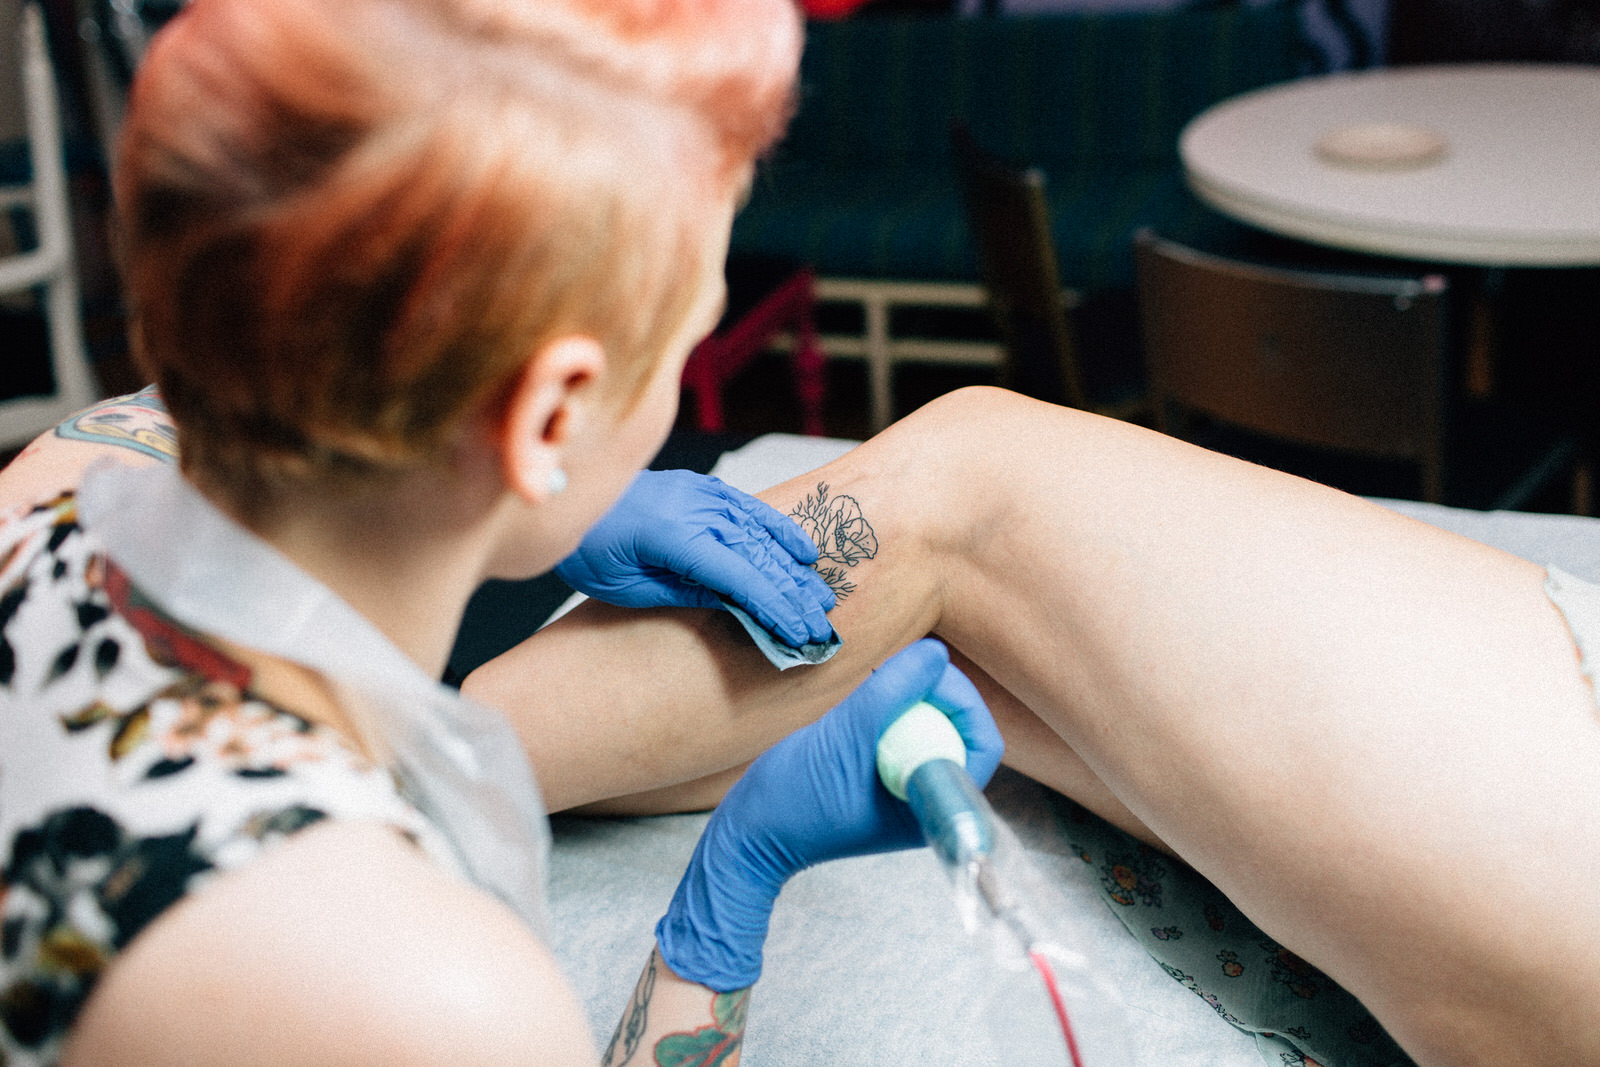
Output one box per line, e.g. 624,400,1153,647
1046,792,1416,1067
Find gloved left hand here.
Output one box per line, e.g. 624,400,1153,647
654,638,1004,992
555,469,837,649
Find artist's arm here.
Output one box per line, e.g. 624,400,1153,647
602,948,747,1067
0,386,176,512
600,640,1002,1067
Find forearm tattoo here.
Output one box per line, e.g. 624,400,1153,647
53,385,176,462
603,949,750,1067
789,482,879,600
654,988,747,1067
603,951,658,1066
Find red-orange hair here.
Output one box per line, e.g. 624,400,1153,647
115,0,801,496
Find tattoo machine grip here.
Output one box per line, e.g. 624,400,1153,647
876,701,994,863
877,703,1099,1067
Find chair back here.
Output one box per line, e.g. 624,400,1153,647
951,123,1089,410
1134,229,1452,500
0,2,98,449
1388,0,1600,64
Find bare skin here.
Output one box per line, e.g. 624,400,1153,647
8,215,747,1066
9,383,1594,1065
468,386,1600,1067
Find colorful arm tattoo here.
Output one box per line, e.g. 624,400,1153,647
652,989,747,1067
604,949,750,1067
54,385,177,462
788,482,879,601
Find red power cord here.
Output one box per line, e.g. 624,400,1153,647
1029,948,1088,1067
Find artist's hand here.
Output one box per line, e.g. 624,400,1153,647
555,469,836,648
655,639,1003,991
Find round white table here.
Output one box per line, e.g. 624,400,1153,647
1181,64,1600,267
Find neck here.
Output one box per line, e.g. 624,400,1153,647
224,461,508,681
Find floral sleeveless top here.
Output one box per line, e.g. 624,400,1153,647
0,494,450,1066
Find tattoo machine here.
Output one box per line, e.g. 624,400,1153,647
877,703,1131,1066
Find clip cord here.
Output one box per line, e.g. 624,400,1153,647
879,702,1089,1065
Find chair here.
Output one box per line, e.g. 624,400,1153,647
75,0,186,169
950,123,1146,421
680,252,827,436
1133,229,1580,511
1388,0,1600,65
0,1,99,450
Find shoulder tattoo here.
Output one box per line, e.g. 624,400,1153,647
55,385,177,462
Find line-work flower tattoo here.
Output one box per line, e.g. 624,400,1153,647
788,483,879,600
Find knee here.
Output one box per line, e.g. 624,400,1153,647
897,386,1094,472
871,386,1046,535
869,387,1018,488
914,385,1031,429
891,387,1038,463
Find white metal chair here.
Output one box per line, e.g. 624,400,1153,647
1,1,99,450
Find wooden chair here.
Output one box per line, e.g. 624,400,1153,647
1388,0,1600,65
1133,229,1581,511
0,2,99,451
950,123,1146,421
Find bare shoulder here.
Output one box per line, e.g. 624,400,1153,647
0,388,177,514
63,818,598,1067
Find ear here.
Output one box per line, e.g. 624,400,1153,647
500,335,606,504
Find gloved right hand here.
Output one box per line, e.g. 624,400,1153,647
654,638,1004,992
554,468,836,648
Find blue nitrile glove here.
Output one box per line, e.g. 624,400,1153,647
555,469,837,648
654,638,1004,991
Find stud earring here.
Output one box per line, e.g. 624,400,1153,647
547,468,568,495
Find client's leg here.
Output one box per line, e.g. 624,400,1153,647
466,397,978,813
918,391,1600,1067
467,387,1600,1065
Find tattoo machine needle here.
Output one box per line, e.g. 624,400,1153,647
878,703,1130,1067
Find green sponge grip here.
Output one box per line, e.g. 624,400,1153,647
876,701,967,801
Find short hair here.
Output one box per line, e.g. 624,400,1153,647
115,0,801,497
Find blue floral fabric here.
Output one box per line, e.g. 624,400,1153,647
1044,793,1416,1067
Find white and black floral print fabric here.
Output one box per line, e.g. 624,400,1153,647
0,495,445,1066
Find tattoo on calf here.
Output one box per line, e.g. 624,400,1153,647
788,482,879,600
54,385,177,462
